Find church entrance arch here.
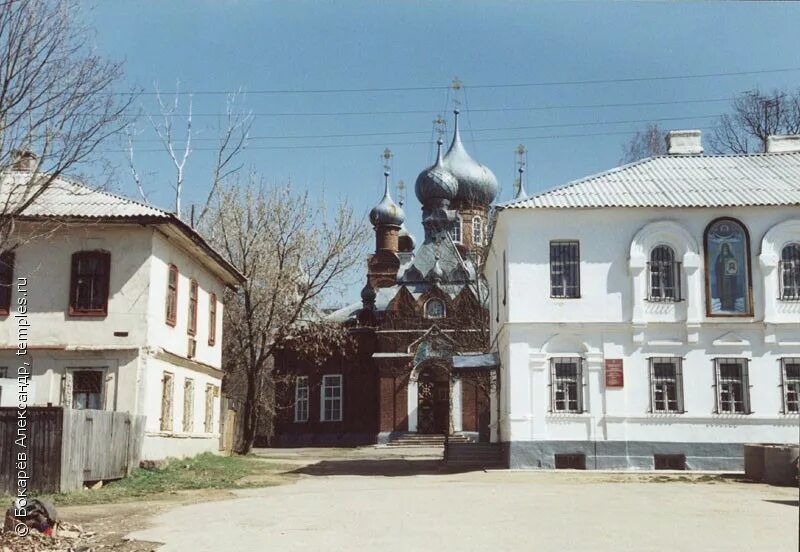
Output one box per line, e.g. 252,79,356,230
414,361,450,434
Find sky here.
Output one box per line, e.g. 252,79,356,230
80,0,800,304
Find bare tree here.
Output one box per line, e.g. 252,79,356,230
0,0,130,250
202,173,369,453
619,123,667,164
135,86,252,222
709,89,800,154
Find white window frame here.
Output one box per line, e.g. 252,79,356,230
779,243,800,301
450,215,462,244
648,357,684,413
549,357,585,413
424,298,446,319
648,245,681,302
294,376,309,423
780,358,800,414
472,216,483,245
713,358,751,414
321,374,343,422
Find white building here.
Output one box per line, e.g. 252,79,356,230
486,132,800,470
0,163,244,460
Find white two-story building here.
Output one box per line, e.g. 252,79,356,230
0,159,244,459
486,132,800,470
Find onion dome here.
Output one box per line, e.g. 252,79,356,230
360,281,376,306
428,254,445,284
442,109,499,205
369,170,405,227
414,138,458,205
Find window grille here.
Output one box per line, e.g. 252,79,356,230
780,358,800,414
549,357,584,413
550,241,580,298
647,245,681,301
779,243,800,300
295,376,309,422
648,358,684,413
713,359,750,414
321,374,343,422
72,370,103,410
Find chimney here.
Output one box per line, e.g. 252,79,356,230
766,135,800,154
666,130,703,155
11,149,38,171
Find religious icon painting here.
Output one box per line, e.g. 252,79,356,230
704,218,753,316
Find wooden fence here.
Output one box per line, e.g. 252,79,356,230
0,407,145,494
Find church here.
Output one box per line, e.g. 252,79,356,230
272,110,499,446
486,131,800,470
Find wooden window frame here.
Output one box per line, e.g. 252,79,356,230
294,376,309,423
187,279,198,336
0,250,15,316
550,241,580,299
160,371,175,431
320,374,343,422
166,264,179,326
208,292,217,346
68,251,111,317
182,378,195,432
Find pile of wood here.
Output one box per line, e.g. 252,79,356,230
0,521,91,552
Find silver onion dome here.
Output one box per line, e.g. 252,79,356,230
414,138,458,205
369,170,405,227
442,109,499,205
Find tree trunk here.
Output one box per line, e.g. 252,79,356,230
236,368,259,454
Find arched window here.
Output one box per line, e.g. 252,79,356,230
450,215,462,243
472,216,483,246
424,298,446,319
648,245,681,301
704,218,752,316
780,243,800,300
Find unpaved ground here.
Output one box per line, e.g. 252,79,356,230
125,455,797,552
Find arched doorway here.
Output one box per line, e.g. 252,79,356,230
416,363,450,434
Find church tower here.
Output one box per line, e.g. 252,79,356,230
367,169,405,288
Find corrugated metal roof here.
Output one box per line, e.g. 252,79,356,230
497,152,800,210
1,172,169,218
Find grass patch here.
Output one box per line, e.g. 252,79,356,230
9,453,296,507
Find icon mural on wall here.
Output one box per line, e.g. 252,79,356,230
704,218,752,316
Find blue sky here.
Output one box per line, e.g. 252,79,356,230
82,0,800,301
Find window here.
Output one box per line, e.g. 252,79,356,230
208,293,217,345
294,376,309,423
550,241,580,298
550,357,584,413
648,245,681,301
648,358,684,413
182,378,195,432
472,216,483,246
450,215,462,243
166,264,179,326
204,384,218,433
69,251,110,316
714,359,750,414
188,279,198,336
160,372,174,431
424,298,445,319
704,218,752,316
779,243,800,300
321,374,343,422
0,250,14,315
781,358,800,414
71,370,103,410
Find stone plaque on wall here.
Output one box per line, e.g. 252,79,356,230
604,359,624,388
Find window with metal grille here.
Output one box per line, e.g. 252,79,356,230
69,251,110,316
648,245,681,301
183,378,195,432
714,359,750,414
0,250,14,316
781,358,800,414
166,264,179,326
321,374,343,422
71,370,103,410
294,376,309,422
187,279,198,336
550,241,580,298
472,216,483,245
450,215,462,243
550,357,584,413
161,372,174,431
779,243,800,300
648,358,684,413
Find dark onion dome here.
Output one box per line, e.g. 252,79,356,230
360,281,376,304
369,170,405,227
414,138,458,205
442,109,499,205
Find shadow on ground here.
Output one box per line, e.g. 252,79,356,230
291,459,488,477
763,499,799,507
